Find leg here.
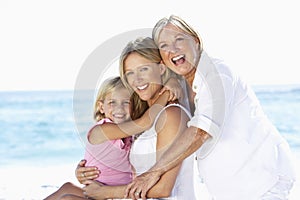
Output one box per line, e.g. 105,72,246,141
60,194,87,200
44,182,85,200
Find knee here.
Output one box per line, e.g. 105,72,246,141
60,182,75,190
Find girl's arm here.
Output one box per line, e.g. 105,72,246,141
159,76,183,102
88,91,169,144
84,106,190,200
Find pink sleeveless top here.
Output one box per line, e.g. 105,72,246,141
84,118,133,185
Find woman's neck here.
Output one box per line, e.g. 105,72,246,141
184,49,202,86
147,91,161,107
184,66,196,87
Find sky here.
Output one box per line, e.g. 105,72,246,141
0,0,299,91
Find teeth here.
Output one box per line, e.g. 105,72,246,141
113,114,125,118
172,55,184,61
137,84,148,90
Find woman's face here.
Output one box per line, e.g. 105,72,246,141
156,23,199,76
124,52,165,104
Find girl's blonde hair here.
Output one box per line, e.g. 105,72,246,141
119,37,177,104
152,15,203,54
93,76,144,122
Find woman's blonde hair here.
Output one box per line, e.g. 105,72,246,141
119,37,178,114
152,15,203,54
93,76,143,122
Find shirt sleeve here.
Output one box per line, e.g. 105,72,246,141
187,52,235,158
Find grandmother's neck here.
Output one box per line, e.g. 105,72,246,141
184,67,196,87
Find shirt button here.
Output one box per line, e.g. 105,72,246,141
193,85,197,90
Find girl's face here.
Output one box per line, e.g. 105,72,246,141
99,87,132,124
156,23,200,76
124,52,166,105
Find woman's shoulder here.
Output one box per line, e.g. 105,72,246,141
156,103,190,125
163,103,191,117
154,104,190,141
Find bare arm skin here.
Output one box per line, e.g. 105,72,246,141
83,180,126,200
88,91,170,144
141,106,188,199
159,76,183,102
84,105,190,200
75,159,99,184
126,126,211,199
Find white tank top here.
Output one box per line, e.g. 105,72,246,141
129,104,197,200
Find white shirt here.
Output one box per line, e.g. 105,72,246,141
188,51,296,199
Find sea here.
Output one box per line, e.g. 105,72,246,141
0,84,300,199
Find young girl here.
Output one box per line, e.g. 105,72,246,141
44,76,145,199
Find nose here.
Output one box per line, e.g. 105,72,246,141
115,103,125,111
168,42,178,54
133,70,143,83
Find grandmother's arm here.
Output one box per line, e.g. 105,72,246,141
126,126,210,199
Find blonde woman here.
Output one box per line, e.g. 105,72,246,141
78,37,197,200
126,15,296,200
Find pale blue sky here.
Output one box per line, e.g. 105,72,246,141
1,0,299,91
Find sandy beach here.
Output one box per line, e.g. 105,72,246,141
0,163,80,200
1,154,299,200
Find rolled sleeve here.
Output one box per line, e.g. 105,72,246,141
189,51,234,158
188,114,220,158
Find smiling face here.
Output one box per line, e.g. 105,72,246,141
98,87,132,124
156,23,200,77
123,52,166,105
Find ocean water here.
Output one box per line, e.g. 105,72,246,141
0,90,88,168
0,85,300,169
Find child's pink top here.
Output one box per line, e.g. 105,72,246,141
84,118,133,185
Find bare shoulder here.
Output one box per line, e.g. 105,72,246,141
156,105,189,131
155,105,189,149
164,104,189,118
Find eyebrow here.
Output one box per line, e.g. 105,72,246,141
158,33,184,43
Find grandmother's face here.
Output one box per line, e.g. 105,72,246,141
157,23,199,76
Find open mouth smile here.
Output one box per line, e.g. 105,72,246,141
136,83,148,91
171,54,185,65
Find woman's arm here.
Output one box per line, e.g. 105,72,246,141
75,159,99,184
143,105,189,198
89,91,169,144
83,180,127,200
126,127,210,199
84,106,190,200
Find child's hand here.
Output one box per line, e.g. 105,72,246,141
159,77,183,102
